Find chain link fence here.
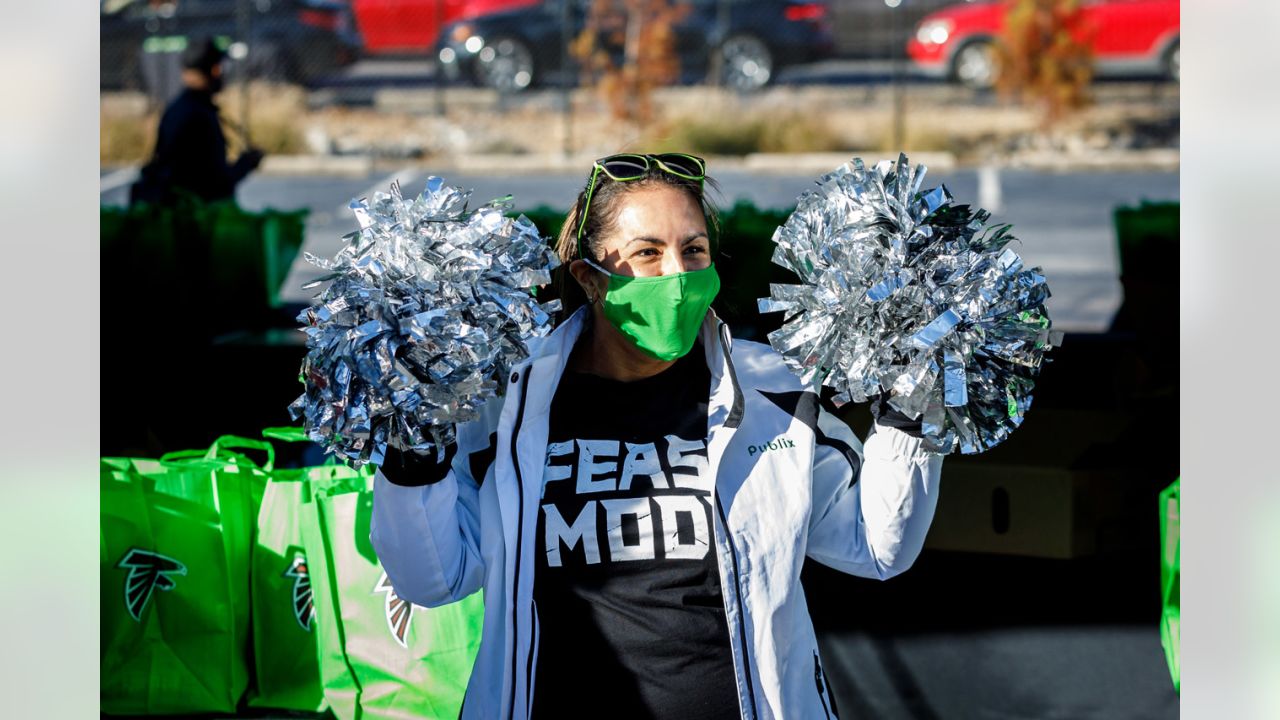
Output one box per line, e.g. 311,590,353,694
100,0,1180,166
102,0,896,103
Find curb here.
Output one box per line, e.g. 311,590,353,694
739,152,958,173
1001,149,1180,173
259,154,375,177
447,153,599,174
255,149,1178,177
256,152,959,177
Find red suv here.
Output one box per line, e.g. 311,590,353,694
907,0,1179,89
352,0,538,56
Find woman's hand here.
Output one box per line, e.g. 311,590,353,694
869,393,924,438
378,442,459,487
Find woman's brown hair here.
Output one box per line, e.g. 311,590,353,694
551,164,722,323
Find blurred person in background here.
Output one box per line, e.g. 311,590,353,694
130,36,264,206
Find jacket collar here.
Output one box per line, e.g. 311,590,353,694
522,305,732,396
510,305,743,483
517,306,590,422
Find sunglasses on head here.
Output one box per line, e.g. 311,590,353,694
575,153,707,259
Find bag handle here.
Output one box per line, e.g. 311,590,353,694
159,435,275,472
262,426,344,467
158,447,250,470
262,426,311,443
208,435,275,472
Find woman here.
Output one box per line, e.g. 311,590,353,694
371,153,944,719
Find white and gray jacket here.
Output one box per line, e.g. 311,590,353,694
370,307,944,719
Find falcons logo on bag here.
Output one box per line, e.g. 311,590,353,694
374,572,416,648
117,548,187,622
284,554,315,631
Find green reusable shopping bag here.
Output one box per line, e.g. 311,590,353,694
1159,477,1180,692
259,209,308,309
299,469,484,720
246,427,332,712
100,435,273,715
102,199,306,328
202,201,308,315
200,200,268,335
1113,200,1178,280
101,202,185,324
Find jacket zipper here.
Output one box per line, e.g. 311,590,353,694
507,322,755,718
715,493,759,720
526,600,540,714
814,651,832,719
718,322,744,429
507,370,531,720
713,321,758,720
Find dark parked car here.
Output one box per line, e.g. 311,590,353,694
435,0,835,92
100,0,361,93
827,0,971,59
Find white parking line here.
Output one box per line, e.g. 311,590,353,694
978,164,1003,214
342,166,423,213
100,167,139,195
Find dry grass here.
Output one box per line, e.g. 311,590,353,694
207,82,309,156
100,82,308,166
644,112,847,156
100,82,1177,166
101,109,158,166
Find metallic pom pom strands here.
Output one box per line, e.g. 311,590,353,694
290,176,561,466
758,154,1061,455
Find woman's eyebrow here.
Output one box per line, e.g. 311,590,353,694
624,232,709,248
624,236,665,248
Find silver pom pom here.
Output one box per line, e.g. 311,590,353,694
290,177,561,466
759,154,1061,455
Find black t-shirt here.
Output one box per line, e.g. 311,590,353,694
530,343,741,720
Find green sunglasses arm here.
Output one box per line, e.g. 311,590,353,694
576,163,605,260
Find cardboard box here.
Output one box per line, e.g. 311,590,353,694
923,409,1134,559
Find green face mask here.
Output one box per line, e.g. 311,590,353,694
584,260,721,361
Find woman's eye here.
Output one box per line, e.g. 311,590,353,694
636,248,660,258
684,245,706,254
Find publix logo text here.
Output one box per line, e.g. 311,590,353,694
747,436,796,457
